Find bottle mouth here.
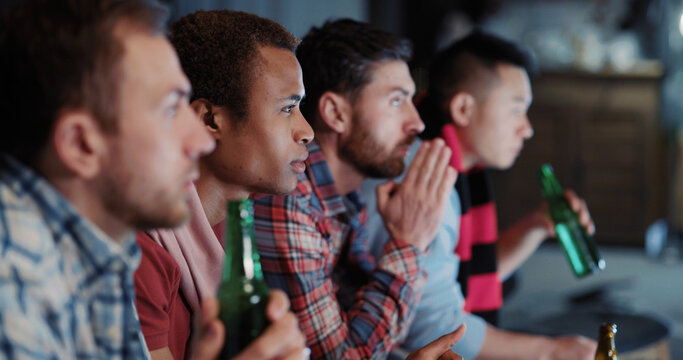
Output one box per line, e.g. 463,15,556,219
597,259,606,270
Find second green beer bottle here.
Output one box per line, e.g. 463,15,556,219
217,199,270,358
538,164,605,277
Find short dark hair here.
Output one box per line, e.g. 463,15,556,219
170,10,299,123
296,18,413,126
0,0,169,166
419,30,537,139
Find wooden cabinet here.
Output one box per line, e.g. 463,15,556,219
492,71,668,246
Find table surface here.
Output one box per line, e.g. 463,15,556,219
500,243,683,357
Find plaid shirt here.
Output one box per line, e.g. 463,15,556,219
254,141,426,359
0,155,149,359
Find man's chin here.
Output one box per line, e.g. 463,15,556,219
361,160,405,179
249,179,298,196
493,157,518,170
134,206,191,231
271,184,297,196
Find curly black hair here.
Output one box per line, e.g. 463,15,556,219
169,10,298,122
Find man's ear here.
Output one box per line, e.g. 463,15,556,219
52,110,106,179
191,99,223,139
448,92,477,127
318,91,352,134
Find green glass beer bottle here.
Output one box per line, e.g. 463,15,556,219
595,323,618,360
538,164,605,277
217,198,270,358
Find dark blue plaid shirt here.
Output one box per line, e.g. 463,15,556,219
0,155,149,359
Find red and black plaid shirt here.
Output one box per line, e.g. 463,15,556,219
253,141,426,359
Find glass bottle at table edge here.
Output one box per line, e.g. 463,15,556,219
595,323,618,360
217,198,270,358
538,163,605,277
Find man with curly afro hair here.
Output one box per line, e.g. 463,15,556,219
133,10,313,360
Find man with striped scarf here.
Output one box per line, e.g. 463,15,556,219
364,30,598,359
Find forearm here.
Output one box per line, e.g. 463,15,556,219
497,213,549,280
258,230,424,358
476,325,554,360
323,237,426,358
356,237,426,335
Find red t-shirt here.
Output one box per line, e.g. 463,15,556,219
134,233,192,359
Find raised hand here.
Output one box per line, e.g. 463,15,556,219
376,139,457,251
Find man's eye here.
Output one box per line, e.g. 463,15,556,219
283,105,295,114
166,106,178,118
391,98,402,106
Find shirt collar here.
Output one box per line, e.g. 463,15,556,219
303,141,364,218
0,154,140,274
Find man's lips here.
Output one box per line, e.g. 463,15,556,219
290,152,309,174
397,136,416,156
290,161,306,174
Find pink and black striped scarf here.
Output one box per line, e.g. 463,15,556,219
441,123,503,325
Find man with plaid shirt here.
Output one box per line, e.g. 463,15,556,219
254,19,459,359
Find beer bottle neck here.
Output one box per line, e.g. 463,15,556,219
223,199,264,282
538,164,564,200
596,324,618,359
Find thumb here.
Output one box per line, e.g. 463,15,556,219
265,290,290,322
407,325,466,360
375,180,396,210
190,297,225,360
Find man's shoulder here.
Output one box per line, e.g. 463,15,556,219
253,174,317,215
134,232,182,294
0,178,58,269
135,232,180,274
0,181,71,331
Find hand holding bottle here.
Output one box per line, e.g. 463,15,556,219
213,199,308,359
537,189,595,238
232,290,308,360
189,291,307,360
538,164,604,277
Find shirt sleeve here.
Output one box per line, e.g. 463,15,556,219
401,224,487,360
134,232,181,351
254,194,425,359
